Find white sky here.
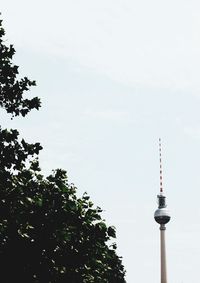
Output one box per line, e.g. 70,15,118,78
1,1,200,282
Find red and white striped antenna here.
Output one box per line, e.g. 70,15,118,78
159,138,163,194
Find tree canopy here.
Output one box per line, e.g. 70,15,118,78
0,18,40,117
0,16,126,282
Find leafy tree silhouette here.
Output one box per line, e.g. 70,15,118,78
0,17,126,282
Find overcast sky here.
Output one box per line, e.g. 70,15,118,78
1,1,200,282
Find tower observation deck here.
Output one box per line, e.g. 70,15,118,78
154,194,170,226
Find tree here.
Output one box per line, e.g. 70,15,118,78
0,17,126,282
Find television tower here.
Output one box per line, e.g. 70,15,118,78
154,139,171,283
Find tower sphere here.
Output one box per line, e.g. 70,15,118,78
154,208,170,225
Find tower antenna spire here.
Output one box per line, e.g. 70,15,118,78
159,138,163,194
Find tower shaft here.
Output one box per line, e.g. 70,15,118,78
160,225,167,283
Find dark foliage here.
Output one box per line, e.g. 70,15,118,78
0,18,40,117
0,16,126,282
